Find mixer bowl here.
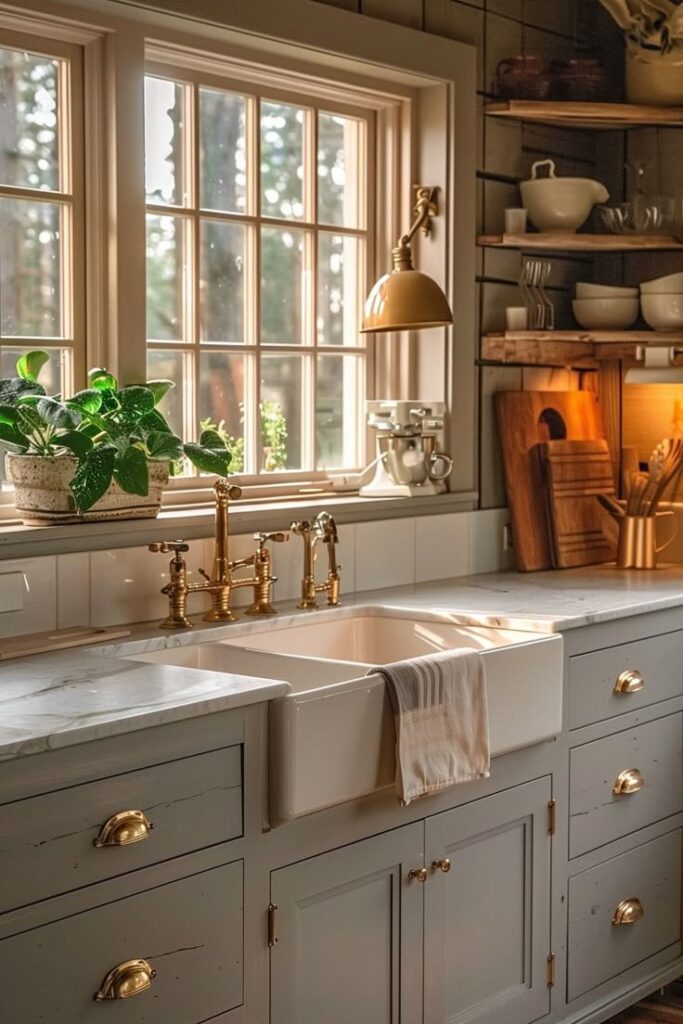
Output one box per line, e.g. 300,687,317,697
378,434,453,486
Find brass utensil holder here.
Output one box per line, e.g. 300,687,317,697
616,511,678,569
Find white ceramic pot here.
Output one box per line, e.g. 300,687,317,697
572,297,639,330
641,271,683,295
6,453,169,525
641,292,683,331
575,282,639,299
626,45,683,107
520,159,609,234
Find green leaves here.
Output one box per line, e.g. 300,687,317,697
36,397,81,430
68,389,103,414
58,431,93,458
0,422,29,453
184,440,232,477
89,367,118,392
16,351,50,383
144,379,175,406
114,445,149,495
0,377,45,404
146,430,183,460
69,447,117,511
118,385,155,419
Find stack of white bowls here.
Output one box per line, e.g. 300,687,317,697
640,272,683,331
572,282,639,329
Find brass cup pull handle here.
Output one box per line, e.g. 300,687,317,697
94,810,153,848
408,867,428,883
95,959,156,1000
614,669,645,695
613,768,645,796
432,858,451,874
612,898,645,926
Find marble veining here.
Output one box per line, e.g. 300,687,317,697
4,564,683,762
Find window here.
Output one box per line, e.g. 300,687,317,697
144,67,371,483
0,32,84,396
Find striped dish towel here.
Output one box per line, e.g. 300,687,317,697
370,648,490,805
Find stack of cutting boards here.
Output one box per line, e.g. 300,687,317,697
495,391,618,571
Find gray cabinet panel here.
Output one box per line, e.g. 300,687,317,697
570,714,683,858
424,777,552,1024
0,745,242,912
0,860,244,1023
270,822,424,1024
569,632,683,730
568,829,682,1001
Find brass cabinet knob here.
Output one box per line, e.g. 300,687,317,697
408,867,428,883
614,670,645,695
94,810,153,848
612,898,645,926
95,959,156,1000
613,768,645,796
432,858,451,874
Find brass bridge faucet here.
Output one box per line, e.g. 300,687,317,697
290,511,341,609
150,479,288,629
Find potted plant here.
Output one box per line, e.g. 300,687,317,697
0,351,232,525
600,0,683,105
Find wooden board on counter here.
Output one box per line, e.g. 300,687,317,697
495,391,607,572
0,626,131,660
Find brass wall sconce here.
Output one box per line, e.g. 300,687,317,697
360,186,453,334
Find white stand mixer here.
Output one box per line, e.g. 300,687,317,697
359,400,453,498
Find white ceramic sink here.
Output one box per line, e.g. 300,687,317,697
131,606,563,822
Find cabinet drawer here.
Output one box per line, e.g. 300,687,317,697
0,860,243,1023
568,829,682,1001
569,713,683,858
569,632,683,729
0,745,242,913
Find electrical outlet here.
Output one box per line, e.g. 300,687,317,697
502,522,514,551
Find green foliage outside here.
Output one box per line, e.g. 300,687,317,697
200,398,287,473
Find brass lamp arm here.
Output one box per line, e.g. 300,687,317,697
398,187,439,247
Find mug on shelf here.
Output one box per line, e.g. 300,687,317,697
495,56,551,100
616,510,678,569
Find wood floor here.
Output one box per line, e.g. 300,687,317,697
608,981,683,1023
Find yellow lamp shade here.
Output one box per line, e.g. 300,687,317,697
360,245,453,334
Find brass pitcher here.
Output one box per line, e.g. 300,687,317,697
616,510,678,569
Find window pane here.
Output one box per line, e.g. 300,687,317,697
145,77,186,206
146,348,184,437
0,345,64,393
200,220,245,344
317,233,362,346
200,87,246,214
0,197,61,337
261,354,303,471
260,100,304,220
146,214,185,342
318,113,362,228
316,354,362,469
199,352,246,472
0,47,59,192
261,227,306,345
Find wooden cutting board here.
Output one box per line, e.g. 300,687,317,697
495,391,608,572
542,439,617,568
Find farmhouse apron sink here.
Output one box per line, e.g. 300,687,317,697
131,606,563,822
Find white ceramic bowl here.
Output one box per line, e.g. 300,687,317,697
575,282,639,299
641,292,683,331
520,176,609,233
572,296,639,330
640,272,683,295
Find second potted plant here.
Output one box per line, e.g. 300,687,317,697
0,351,233,525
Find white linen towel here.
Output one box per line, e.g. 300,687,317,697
370,648,490,805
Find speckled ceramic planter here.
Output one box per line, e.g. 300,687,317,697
6,453,169,525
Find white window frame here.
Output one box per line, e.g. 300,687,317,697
0,0,478,529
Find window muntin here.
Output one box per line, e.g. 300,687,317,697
0,37,83,395
144,68,369,480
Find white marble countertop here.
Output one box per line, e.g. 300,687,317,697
3,563,683,763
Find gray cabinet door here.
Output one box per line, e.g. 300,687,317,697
270,822,424,1024
424,777,552,1024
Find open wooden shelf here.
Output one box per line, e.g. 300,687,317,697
485,100,683,129
481,330,683,369
478,233,683,252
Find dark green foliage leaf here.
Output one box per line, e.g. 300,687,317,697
184,442,232,477
37,397,81,430
0,422,29,452
68,389,102,413
89,368,118,392
0,377,45,404
199,428,226,448
58,431,93,458
69,447,116,512
16,350,50,382
16,404,47,435
140,408,174,435
118,386,155,418
0,405,19,426
114,445,149,496
145,430,183,460
144,379,175,406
